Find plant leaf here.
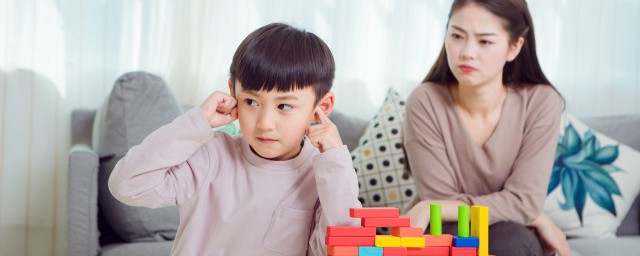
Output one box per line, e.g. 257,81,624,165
548,166,562,194
588,145,619,165
564,124,582,155
583,175,618,217
582,167,622,196
559,170,578,210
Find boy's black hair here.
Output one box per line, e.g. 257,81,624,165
230,23,335,104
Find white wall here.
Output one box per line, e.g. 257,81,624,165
0,0,639,255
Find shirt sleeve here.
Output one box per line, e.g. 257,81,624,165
466,89,564,224
108,107,221,208
403,86,564,225
402,86,465,206
307,146,362,256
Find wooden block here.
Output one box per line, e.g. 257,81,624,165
327,226,376,237
471,206,489,256
451,247,477,256
391,227,424,237
325,236,375,246
453,236,479,248
358,246,383,256
374,235,401,247
384,247,408,256
350,207,400,218
327,246,358,255
421,246,450,256
424,234,453,247
401,236,426,248
361,217,410,227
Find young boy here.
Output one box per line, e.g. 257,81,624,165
108,23,361,255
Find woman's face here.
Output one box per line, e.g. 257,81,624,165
445,2,523,88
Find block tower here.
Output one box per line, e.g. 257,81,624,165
324,204,493,256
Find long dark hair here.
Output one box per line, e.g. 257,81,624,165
424,0,551,87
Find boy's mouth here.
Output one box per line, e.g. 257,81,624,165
257,137,278,143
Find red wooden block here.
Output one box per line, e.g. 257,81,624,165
327,246,359,255
451,247,477,256
325,236,375,246
424,234,453,246
350,207,400,218
327,226,376,237
361,217,410,227
406,246,450,256
384,247,408,256
391,226,424,237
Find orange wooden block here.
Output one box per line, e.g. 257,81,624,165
325,236,375,246
391,226,424,237
327,226,376,237
384,247,408,256
451,247,476,256
327,246,359,255
424,234,453,246
361,217,410,227
350,207,400,218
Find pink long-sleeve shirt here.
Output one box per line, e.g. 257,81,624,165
108,107,362,255
403,83,563,225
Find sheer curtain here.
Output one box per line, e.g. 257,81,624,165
1,0,639,255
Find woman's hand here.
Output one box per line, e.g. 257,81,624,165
530,213,571,256
405,200,430,233
199,91,238,128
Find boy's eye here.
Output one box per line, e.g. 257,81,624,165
244,99,258,107
278,104,293,111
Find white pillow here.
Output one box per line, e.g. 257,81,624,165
351,88,416,210
544,114,640,238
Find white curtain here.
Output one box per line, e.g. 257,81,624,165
1,0,639,255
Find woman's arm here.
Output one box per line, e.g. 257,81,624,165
405,199,468,232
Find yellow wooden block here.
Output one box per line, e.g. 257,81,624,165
471,206,489,256
375,235,401,247
400,236,425,248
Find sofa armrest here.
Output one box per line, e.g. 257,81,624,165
68,144,100,256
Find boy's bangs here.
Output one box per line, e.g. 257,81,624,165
231,24,334,100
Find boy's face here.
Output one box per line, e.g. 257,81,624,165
232,81,319,161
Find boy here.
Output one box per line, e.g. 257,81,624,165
109,23,361,255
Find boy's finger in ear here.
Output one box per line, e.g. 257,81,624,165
315,107,331,124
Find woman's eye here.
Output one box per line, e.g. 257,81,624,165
278,104,293,111
480,40,493,45
451,33,463,40
244,99,258,106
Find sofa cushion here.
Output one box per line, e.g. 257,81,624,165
569,237,640,256
545,114,640,238
329,110,369,151
101,241,174,256
351,88,416,215
93,71,181,242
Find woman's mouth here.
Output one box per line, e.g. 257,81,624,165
459,65,476,73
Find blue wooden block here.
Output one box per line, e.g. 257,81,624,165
358,246,383,256
453,236,479,248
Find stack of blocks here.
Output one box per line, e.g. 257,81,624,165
325,204,494,256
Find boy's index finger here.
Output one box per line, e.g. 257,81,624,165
315,107,331,124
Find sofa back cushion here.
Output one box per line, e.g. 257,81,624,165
92,71,181,242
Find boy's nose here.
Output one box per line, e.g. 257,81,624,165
256,111,276,131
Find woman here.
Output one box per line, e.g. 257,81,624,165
403,0,570,255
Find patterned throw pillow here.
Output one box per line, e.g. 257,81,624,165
544,114,640,238
351,88,416,211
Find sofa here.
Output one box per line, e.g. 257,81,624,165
67,81,640,255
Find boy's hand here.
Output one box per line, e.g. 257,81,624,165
199,91,238,128
306,107,343,153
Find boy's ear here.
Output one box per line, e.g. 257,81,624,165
314,92,335,122
228,80,234,96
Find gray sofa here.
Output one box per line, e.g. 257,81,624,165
68,108,640,255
